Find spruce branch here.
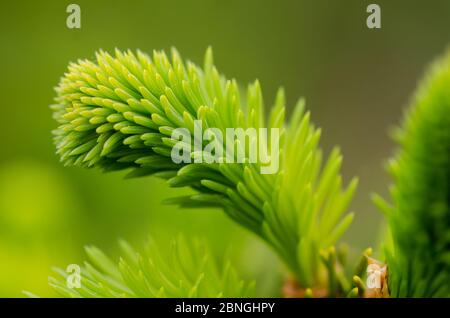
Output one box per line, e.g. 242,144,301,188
48,236,255,298
374,49,450,297
51,47,357,291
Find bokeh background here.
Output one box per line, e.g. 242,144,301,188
0,0,449,297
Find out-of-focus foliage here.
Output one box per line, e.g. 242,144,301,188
47,236,255,298
0,161,81,297
374,49,450,297
51,48,356,290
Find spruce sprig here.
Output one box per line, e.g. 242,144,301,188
374,49,450,297
52,48,357,289
48,236,255,298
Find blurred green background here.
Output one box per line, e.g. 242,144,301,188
0,0,448,297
